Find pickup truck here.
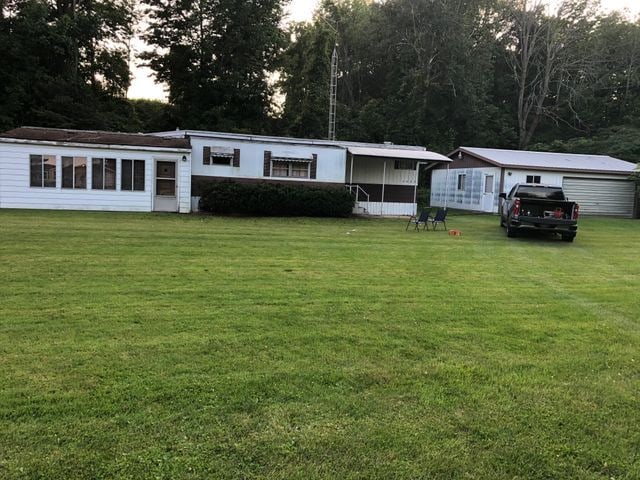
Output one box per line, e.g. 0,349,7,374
499,184,579,242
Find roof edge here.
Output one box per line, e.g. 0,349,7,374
0,137,191,153
153,129,428,151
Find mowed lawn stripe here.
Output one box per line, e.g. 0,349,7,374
0,210,639,479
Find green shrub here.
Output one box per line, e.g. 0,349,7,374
199,181,355,217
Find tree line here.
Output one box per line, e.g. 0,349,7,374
1,0,639,161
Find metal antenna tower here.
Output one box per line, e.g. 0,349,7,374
328,44,338,141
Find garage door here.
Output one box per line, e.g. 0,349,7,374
562,177,636,217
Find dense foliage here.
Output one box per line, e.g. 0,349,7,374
199,181,355,217
141,0,286,132
0,0,136,131
1,0,639,162
279,0,640,159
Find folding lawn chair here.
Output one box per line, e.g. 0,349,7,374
429,208,448,231
406,210,431,231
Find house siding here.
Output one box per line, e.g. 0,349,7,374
349,156,418,187
0,142,190,212
431,167,501,212
435,152,494,169
188,136,346,184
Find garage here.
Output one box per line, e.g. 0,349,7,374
563,177,636,217
434,147,637,216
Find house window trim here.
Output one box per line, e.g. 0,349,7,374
121,159,146,192
209,152,234,166
526,175,542,184
203,146,239,167
29,154,57,188
61,156,87,189
270,158,312,179
457,173,466,191
91,158,117,190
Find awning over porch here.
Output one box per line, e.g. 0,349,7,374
347,146,450,162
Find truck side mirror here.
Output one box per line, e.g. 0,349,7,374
499,193,506,199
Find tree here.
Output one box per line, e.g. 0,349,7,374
0,0,135,131
141,0,286,133
576,13,640,131
280,0,508,151
278,14,335,139
501,0,598,148
532,125,640,163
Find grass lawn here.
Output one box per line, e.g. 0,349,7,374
1,210,639,479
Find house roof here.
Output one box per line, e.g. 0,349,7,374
154,129,450,163
0,127,191,150
154,129,446,156
454,147,636,174
347,146,450,162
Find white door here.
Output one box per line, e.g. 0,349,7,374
154,160,178,212
482,174,495,212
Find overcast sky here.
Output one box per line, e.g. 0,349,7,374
127,0,640,101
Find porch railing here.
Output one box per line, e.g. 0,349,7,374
345,184,370,203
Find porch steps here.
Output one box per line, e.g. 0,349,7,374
352,204,369,215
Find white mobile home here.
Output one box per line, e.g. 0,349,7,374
0,127,192,213
431,147,638,217
153,130,451,216
0,126,450,215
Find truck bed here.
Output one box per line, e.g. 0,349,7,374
516,199,576,220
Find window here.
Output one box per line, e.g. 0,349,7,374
121,159,145,191
30,154,56,187
516,186,565,200
484,175,494,194
62,156,87,189
203,146,238,166
394,160,415,170
290,162,309,178
209,153,233,166
155,161,176,196
457,173,466,191
92,158,116,190
526,175,541,183
271,159,310,178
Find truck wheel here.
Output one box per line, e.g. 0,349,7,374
562,234,575,242
507,225,516,238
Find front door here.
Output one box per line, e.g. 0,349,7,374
154,160,177,212
482,174,495,212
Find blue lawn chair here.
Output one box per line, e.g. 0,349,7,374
406,210,431,231
429,208,448,230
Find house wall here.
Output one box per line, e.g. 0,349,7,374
187,135,347,212
176,154,192,213
500,168,627,193
501,169,563,193
0,141,190,212
430,167,501,212
349,156,418,186
348,156,419,211
357,201,416,216
189,136,346,183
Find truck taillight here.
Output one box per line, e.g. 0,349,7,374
573,204,580,220
513,198,520,217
